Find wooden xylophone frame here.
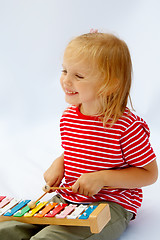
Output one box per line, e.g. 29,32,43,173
0,203,111,233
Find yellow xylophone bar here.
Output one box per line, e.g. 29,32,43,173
0,200,110,233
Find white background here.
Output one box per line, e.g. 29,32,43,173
0,0,159,239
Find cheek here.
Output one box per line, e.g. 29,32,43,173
80,88,97,102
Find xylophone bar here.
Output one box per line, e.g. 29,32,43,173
0,197,111,233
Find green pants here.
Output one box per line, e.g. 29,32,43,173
0,195,133,240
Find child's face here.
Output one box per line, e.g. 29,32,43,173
60,54,101,115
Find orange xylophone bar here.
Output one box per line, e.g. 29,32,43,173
0,196,111,233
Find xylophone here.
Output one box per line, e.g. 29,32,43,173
0,196,111,233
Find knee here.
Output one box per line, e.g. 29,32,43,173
0,221,20,240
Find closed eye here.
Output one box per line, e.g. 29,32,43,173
61,69,84,79
75,74,84,79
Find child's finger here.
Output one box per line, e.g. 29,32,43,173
72,181,80,193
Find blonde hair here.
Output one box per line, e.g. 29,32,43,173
64,32,133,126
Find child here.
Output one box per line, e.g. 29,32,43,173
0,31,158,240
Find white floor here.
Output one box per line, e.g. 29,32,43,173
0,119,159,239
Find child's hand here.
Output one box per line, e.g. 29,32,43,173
72,171,104,197
43,154,64,190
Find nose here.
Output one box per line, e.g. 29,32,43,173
63,75,72,87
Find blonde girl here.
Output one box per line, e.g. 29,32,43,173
0,31,158,240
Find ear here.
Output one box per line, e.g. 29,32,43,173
98,77,120,97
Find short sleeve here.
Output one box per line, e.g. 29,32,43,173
120,119,156,167
59,106,73,149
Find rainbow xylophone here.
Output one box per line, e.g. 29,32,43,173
0,196,111,233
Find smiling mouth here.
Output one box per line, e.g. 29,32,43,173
65,90,78,95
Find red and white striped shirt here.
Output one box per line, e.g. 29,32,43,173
57,105,156,215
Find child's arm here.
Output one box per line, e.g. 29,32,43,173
99,159,158,189
43,153,64,188
72,159,158,197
